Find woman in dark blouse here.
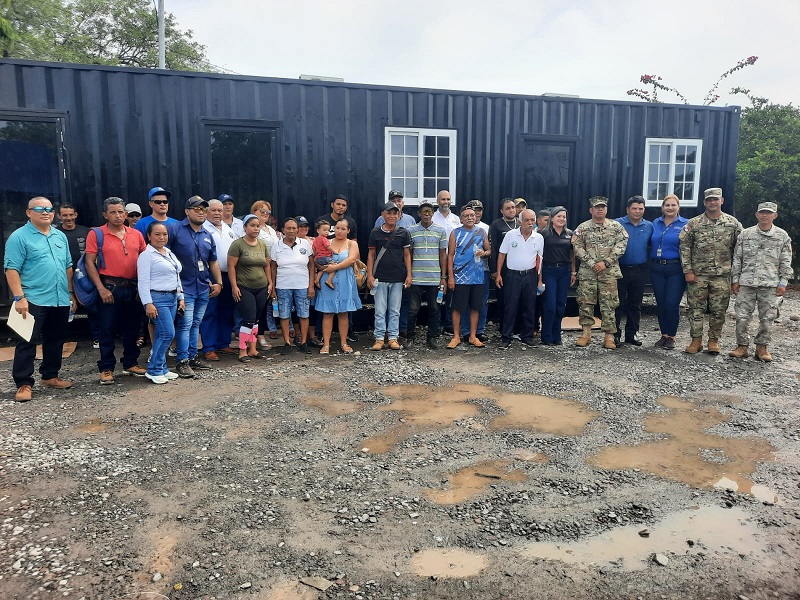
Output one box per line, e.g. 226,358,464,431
649,194,688,349
539,206,576,345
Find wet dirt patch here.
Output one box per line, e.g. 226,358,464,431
299,394,360,416
425,460,528,505
588,396,775,494
410,548,488,578
75,418,108,434
522,505,764,571
489,392,598,435
257,579,319,599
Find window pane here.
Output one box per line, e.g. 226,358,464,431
648,164,659,181
684,167,695,181
673,183,684,198
675,145,686,162
659,165,669,181
391,177,404,193
683,183,694,199
391,156,404,177
405,179,419,198
423,178,435,198
674,164,685,181
437,178,449,193
405,157,418,177
647,183,659,200
685,146,697,163
437,136,449,155
391,134,404,156
437,157,449,177
406,135,418,156
424,136,436,157
423,157,436,177
658,183,669,198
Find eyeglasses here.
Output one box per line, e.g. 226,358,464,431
420,209,434,215
151,199,169,205
191,207,208,213
128,212,141,218
259,209,271,214
30,206,55,213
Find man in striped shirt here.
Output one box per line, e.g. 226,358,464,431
405,201,448,349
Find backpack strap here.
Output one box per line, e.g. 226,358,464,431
93,227,107,270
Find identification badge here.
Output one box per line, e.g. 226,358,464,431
198,260,205,272
656,247,662,257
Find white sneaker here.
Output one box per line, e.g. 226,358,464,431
92,340,100,349
168,347,177,357
162,371,179,380
145,373,168,384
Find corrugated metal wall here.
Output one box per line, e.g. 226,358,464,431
0,59,740,248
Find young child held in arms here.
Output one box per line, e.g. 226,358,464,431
312,220,335,289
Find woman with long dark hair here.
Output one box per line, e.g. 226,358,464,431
650,194,688,349
539,206,575,345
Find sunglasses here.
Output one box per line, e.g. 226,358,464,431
30,206,55,213
190,206,208,213
151,199,169,205
420,209,434,215
128,212,141,218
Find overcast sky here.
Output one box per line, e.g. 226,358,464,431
167,0,798,107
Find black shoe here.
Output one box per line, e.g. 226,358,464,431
520,338,538,347
189,355,212,369
426,338,440,349
176,361,195,378
307,337,324,348
346,332,360,343
443,328,454,336
625,336,643,346
399,330,407,339
295,342,312,354
499,340,513,349
280,344,293,355
404,338,415,350
613,334,622,347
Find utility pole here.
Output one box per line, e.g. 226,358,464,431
157,0,165,69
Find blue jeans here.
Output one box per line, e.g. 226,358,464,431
96,284,142,371
148,291,177,376
461,271,490,336
176,289,209,362
541,264,571,344
374,281,403,340
650,260,686,336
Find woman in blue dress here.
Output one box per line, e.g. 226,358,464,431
314,220,362,354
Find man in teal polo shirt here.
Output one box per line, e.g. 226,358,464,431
4,196,76,402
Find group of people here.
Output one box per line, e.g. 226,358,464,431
4,184,792,402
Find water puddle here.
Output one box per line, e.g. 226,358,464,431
76,418,107,434
522,505,763,571
714,477,779,504
588,396,775,496
361,384,595,453
410,548,488,578
300,395,359,416
425,460,528,505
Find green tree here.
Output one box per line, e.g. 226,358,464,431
735,98,800,274
3,0,213,71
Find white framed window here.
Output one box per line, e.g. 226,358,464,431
642,138,703,207
385,127,457,206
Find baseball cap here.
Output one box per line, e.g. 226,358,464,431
125,203,142,214
704,187,723,199
296,216,310,226
515,198,527,207
388,190,404,200
757,202,778,213
418,201,435,210
466,200,483,209
218,193,234,203
148,186,172,200
382,201,400,212
589,196,609,207
185,195,209,209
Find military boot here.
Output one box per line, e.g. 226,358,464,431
707,339,721,355
684,337,703,354
728,345,749,358
575,326,592,347
603,333,617,349
754,344,772,362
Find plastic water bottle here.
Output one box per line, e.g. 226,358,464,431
436,284,444,304
537,283,546,296
272,298,279,317
68,309,75,323
370,278,379,296
474,244,482,263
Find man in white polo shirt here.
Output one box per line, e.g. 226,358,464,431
495,209,544,349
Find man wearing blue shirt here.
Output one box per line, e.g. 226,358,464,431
135,186,179,237
4,197,76,401
615,196,654,346
166,196,224,378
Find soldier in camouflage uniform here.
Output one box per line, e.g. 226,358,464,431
728,202,793,362
571,196,629,349
678,187,743,354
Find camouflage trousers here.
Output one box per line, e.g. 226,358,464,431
577,272,618,333
734,285,779,346
686,275,731,339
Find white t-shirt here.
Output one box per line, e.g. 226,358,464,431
270,237,312,290
203,221,236,272
433,210,461,238
498,228,544,272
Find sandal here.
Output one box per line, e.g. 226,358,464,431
268,331,278,339
468,338,486,348
446,338,461,349
238,356,251,363
248,352,266,359
320,345,330,355
341,344,354,354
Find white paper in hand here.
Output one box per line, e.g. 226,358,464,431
8,301,35,342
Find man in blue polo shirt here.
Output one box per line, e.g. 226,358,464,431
4,196,76,402
615,195,654,346
167,196,224,378
135,186,179,237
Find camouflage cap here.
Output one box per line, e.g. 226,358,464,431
589,196,609,207
757,201,778,213
466,199,483,209
703,187,723,199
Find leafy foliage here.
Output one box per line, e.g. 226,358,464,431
2,0,213,71
735,100,800,273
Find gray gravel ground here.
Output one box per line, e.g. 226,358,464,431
2,290,800,600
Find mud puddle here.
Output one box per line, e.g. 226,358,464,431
362,384,596,453
522,505,763,571
410,548,488,578
425,460,528,505
589,396,775,495
75,418,108,434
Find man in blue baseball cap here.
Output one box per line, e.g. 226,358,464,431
135,186,178,237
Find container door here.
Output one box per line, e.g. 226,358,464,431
517,137,575,211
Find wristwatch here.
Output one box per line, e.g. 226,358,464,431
603,260,611,268
13,295,25,301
